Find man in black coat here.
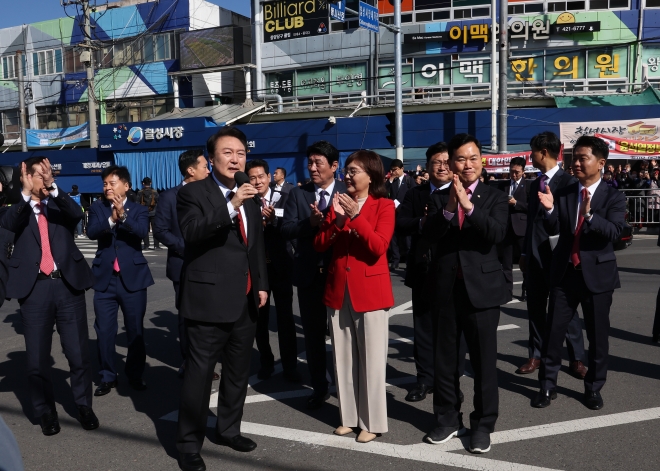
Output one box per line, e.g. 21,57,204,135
500,157,530,299
518,132,586,378
422,134,509,454
533,136,626,411
270,166,294,195
397,142,467,402
281,140,346,410
0,157,98,436
153,149,209,376
247,159,300,383
386,159,416,269
175,128,268,471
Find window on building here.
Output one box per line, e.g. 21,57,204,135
589,0,628,8
648,0,660,6
2,110,22,139
66,104,88,127
414,0,451,9
32,49,63,76
548,1,586,11
36,106,65,130
2,55,16,79
105,96,174,124
509,3,544,14
64,47,85,73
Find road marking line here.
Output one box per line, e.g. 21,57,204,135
507,299,522,304
513,281,523,285
389,301,413,317
497,324,520,331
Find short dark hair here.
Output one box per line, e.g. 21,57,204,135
306,140,339,165
246,159,270,175
101,165,131,183
345,150,387,198
207,126,249,156
142,177,151,185
530,131,562,159
23,156,47,175
71,185,78,191
481,168,489,180
390,159,404,169
426,142,448,163
276,167,287,178
178,149,205,177
574,135,609,161
447,134,482,159
510,157,526,169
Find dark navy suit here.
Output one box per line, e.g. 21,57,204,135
281,180,346,395
87,197,154,383
0,188,94,418
152,183,187,361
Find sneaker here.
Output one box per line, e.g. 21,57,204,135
469,431,491,454
424,425,467,444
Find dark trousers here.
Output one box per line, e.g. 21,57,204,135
255,263,298,372
653,286,660,338
526,257,586,361
143,216,159,248
500,231,525,296
411,285,434,385
297,271,329,394
20,278,92,417
540,266,613,393
433,279,500,434
388,231,410,266
173,282,188,362
176,298,257,453
93,274,148,383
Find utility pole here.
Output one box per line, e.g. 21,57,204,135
393,0,403,161
16,51,27,152
82,0,98,148
490,0,497,153
497,0,508,153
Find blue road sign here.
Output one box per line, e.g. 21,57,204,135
358,1,379,33
330,1,346,22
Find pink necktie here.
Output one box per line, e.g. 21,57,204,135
457,188,472,230
113,257,120,272
38,203,54,275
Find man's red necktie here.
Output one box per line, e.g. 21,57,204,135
457,188,472,230
228,192,252,294
38,203,54,275
570,188,589,267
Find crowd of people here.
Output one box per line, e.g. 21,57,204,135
0,126,648,471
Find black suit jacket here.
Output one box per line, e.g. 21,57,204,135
387,174,416,203
422,181,510,309
504,179,530,237
176,176,268,322
546,181,626,294
270,181,294,195
153,183,184,282
263,188,294,270
1,191,93,300
396,182,434,288
523,168,576,275
281,180,347,288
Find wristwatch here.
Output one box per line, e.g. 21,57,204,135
118,212,128,224
46,182,56,192
584,209,593,219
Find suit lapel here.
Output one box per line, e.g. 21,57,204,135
302,183,317,209
566,182,579,234
28,209,41,247
589,180,607,213
46,199,58,244
204,176,224,209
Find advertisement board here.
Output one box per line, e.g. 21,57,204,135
560,118,660,149
263,0,329,43
179,27,236,70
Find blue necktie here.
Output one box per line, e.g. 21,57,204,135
318,190,328,211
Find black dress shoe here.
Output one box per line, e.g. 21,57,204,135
257,365,275,380
94,380,117,397
531,389,557,408
218,435,257,452
179,452,206,471
307,391,331,410
469,431,491,454
405,383,433,402
77,405,99,430
39,410,60,436
129,378,147,391
282,369,302,383
424,425,467,444
519,290,527,302
584,390,604,410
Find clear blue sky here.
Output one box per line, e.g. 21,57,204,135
0,0,250,29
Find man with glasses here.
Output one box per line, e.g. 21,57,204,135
397,142,468,403
282,141,346,410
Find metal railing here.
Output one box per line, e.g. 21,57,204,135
619,189,660,226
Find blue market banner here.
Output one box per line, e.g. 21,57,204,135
26,123,89,148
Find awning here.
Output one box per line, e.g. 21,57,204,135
554,87,660,108
148,103,266,126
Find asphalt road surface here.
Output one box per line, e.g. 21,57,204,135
1,235,659,471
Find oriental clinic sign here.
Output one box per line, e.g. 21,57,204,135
263,0,329,42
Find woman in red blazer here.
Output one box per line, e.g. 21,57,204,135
313,150,395,443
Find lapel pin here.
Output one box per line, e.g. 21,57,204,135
477,195,481,198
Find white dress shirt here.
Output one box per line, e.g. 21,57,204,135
546,178,601,227
213,172,248,237
23,183,59,271
510,177,523,196
315,180,335,207
544,164,560,183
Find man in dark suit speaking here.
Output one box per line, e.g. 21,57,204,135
533,136,625,411
175,127,268,471
422,134,509,454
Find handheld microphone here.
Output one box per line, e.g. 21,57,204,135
234,171,263,207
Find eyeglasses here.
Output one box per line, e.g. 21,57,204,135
430,161,450,169
343,168,365,177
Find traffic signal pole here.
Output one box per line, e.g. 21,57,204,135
393,0,403,161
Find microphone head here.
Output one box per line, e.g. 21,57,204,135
234,171,250,187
